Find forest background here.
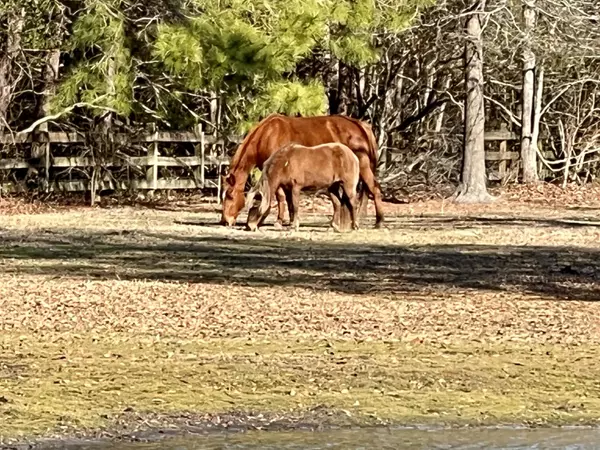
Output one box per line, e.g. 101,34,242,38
0,0,599,201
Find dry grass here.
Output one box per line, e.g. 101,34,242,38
1,189,600,444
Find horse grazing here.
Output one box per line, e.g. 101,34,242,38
220,114,384,230
246,143,360,232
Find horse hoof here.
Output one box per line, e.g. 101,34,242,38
274,222,284,230
374,221,384,229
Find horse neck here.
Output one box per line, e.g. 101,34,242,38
229,146,255,192
231,169,249,192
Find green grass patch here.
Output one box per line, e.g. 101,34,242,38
2,333,600,441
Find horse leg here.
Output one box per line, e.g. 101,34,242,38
356,180,369,217
274,187,287,230
338,199,352,232
330,183,351,232
357,153,384,228
256,185,278,228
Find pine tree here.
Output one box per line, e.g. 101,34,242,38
51,0,134,118
0,0,67,131
151,0,433,132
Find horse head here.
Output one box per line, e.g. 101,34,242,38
220,172,245,226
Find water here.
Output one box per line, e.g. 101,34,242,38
56,427,600,450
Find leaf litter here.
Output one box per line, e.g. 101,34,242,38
1,188,600,445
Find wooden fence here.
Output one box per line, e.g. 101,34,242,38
386,129,551,182
484,129,520,181
0,125,242,201
0,127,549,198
483,129,552,181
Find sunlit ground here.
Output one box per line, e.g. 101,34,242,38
1,190,600,444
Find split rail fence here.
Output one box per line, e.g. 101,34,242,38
386,129,551,182
0,124,242,201
0,127,547,198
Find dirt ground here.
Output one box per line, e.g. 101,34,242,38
1,183,600,446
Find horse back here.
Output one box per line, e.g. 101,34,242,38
252,115,376,167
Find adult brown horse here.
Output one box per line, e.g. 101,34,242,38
219,114,384,230
246,142,361,232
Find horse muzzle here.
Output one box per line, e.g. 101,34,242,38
220,215,236,227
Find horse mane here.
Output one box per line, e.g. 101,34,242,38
228,113,285,176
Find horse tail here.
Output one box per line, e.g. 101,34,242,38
346,119,379,216
355,119,379,176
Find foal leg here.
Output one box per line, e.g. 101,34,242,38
337,195,352,232
341,183,360,231
328,186,343,233
290,186,301,232
356,180,369,217
330,183,352,232
284,188,295,229
274,187,287,230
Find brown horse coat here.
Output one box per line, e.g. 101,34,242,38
220,114,384,229
246,143,360,232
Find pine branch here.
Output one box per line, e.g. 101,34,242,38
18,96,117,135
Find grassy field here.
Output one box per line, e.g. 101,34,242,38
1,185,600,445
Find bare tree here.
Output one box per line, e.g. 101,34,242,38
455,0,493,203
520,0,539,183
0,7,25,132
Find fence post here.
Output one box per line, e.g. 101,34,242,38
193,123,204,188
146,123,158,193
498,139,508,181
217,161,223,205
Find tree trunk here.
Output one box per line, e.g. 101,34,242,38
520,0,538,183
0,9,25,132
31,50,61,189
455,0,493,204
328,57,340,114
531,65,544,176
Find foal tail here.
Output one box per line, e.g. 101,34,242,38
257,174,272,217
246,172,271,217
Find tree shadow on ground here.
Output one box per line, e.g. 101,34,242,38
386,215,600,230
1,225,599,301
176,213,600,231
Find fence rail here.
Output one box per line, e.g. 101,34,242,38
0,130,236,145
